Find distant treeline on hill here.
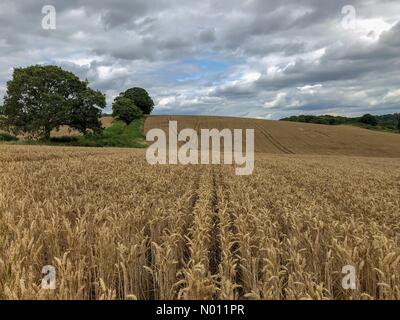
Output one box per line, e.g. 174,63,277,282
280,113,400,133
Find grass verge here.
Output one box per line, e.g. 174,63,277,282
11,117,147,148
0,132,18,142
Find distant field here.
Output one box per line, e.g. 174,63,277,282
145,115,400,157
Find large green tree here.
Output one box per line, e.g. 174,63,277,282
112,97,143,124
118,87,154,115
2,65,106,139
359,114,378,126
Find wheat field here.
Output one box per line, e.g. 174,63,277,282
145,115,400,157
1,140,399,300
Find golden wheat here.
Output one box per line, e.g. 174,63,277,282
0,144,399,300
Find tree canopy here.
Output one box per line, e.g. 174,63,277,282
118,87,154,115
112,97,143,124
359,114,378,126
2,65,105,138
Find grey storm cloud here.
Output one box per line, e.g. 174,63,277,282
0,0,400,119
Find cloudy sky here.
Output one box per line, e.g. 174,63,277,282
0,0,400,119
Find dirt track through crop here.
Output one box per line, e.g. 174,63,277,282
255,124,294,154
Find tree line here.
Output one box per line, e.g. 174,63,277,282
281,113,400,133
0,65,154,139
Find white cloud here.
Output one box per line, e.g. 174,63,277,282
264,92,294,109
157,96,176,109
97,66,129,81
0,0,400,118
356,18,396,42
297,84,322,94
384,89,400,101
242,72,261,83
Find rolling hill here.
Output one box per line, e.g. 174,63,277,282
144,115,400,157
49,114,400,157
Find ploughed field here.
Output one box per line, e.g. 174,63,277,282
0,140,399,299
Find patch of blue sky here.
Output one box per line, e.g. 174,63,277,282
173,59,227,83
175,57,239,83
182,58,230,72
153,55,244,87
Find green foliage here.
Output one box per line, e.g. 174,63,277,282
395,113,400,132
0,132,18,141
31,118,147,148
281,115,351,125
49,136,79,143
359,114,378,126
281,113,400,133
112,97,143,124
118,87,154,115
1,65,105,139
75,118,146,147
